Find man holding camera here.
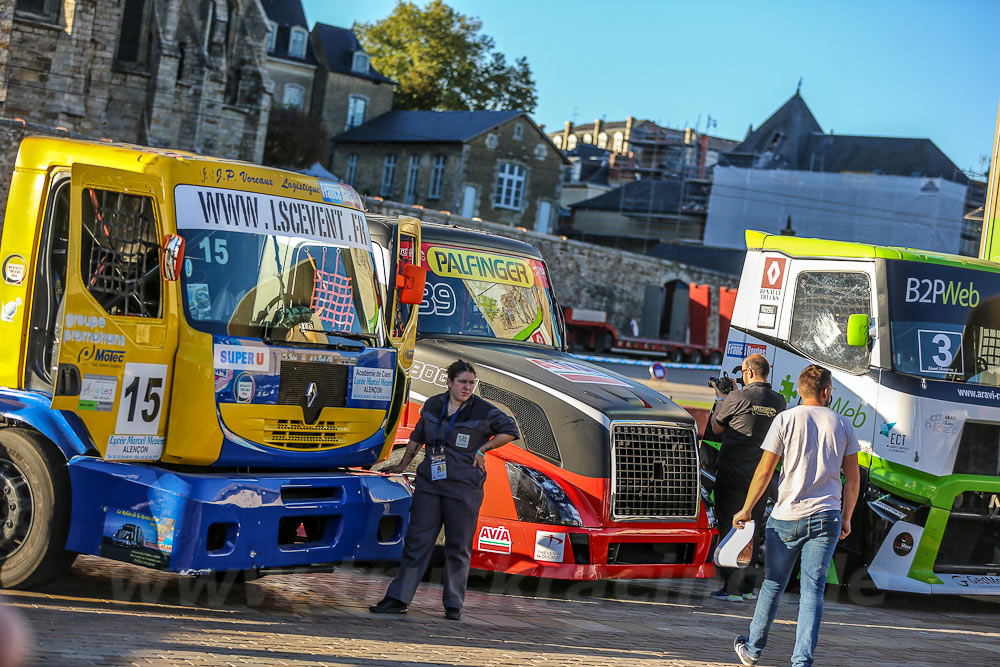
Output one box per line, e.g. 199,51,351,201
709,352,786,601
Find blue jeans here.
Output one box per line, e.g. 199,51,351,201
746,510,841,667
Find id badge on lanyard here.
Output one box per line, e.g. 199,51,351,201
430,450,447,481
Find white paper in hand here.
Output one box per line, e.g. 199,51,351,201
714,521,755,569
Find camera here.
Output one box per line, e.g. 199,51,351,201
708,373,735,394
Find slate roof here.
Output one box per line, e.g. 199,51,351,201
260,0,316,65
335,110,525,143
570,179,683,213
312,23,393,84
724,91,967,185
732,92,821,170
648,242,745,276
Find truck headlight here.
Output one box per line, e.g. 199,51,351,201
506,462,583,527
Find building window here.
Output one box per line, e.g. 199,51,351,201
352,52,370,73
567,135,578,150
346,95,368,130
405,155,420,203
345,154,358,186
613,132,623,153
14,0,60,22
583,133,592,144
288,26,308,58
282,83,305,110
266,20,277,52
381,154,397,197
597,132,608,149
513,123,524,140
428,155,445,199
494,163,526,211
344,154,359,186
115,0,152,66
552,135,562,149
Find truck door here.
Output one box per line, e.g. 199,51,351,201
49,164,178,462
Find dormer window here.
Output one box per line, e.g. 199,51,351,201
266,20,277,52
352,52,370,74
288,26,307,58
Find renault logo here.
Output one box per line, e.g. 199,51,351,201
305,382,318,408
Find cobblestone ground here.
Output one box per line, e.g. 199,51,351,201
2,556,998,666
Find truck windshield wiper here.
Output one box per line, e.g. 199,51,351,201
296,329,376,344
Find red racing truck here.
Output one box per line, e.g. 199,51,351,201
369,217,716,579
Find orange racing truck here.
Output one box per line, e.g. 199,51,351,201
0,137,425,588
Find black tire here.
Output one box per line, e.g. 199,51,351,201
0,428,76,589
688,350,704,365
669,348,684,363
708,351,723,366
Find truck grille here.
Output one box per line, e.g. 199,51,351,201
264,419,350,450
933,491,1000,574
611,422,700,520
279,362,348,424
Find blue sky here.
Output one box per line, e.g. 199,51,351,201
303,0,999,177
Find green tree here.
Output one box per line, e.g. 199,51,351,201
355,1,538,112
262,107,329,169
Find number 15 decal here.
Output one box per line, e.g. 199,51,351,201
115,363,168,435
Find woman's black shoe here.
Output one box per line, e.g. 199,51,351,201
444,607,461,620
369,597,407,614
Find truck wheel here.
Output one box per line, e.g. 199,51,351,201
0,429,76,589
688,350,704,365
708,351,723,366
669,348,684,363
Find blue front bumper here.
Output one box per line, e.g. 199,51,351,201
65,456,411,573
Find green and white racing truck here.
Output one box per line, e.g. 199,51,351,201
718,230,1000,595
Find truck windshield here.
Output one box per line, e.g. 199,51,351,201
417,242,561,347
174,185,381,343
887,259,1000,386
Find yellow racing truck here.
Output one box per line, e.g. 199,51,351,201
0,137,425,588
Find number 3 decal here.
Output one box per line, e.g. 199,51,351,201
115,363,168,435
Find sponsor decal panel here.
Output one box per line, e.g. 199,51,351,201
757,304,777,329
1,297,22,322
747,343,767,356
759,257,787,301
528,358,629,387
2,255,26,285
534,530,566,563
425,245,534,288
78,345,126,367
100,507,173,570
350,366,394,401
950,574,1000,589
106,434,165,461
62,312,126,346
892,532,914,556
214,343,271,372
234,372,255,403
917,329,963,375
477,525,512,555
924,413,959,434
78,374,118,412
726,341,746,358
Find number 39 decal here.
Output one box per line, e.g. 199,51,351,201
115,362,168,435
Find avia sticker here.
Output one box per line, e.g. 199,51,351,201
528,358,629,387
477,525,512,555
214,343,271,372
534,530,566,563
2,255,26,285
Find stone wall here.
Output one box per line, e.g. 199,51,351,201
315,69,393,156
0,0,271,211
366,197,740,347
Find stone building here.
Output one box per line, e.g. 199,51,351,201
0,0,272,211
310,22,394,152
333,110,568,232
260,0,316,113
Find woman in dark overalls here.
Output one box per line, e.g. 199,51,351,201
370,360,518,620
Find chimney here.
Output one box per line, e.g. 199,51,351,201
624,116,634,154
562,121,572,151
594,118,602,144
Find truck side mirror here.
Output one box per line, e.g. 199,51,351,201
396,263,427,305
847,313,869,347
161,234,185,281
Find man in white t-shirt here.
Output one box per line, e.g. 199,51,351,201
731,364,861,667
